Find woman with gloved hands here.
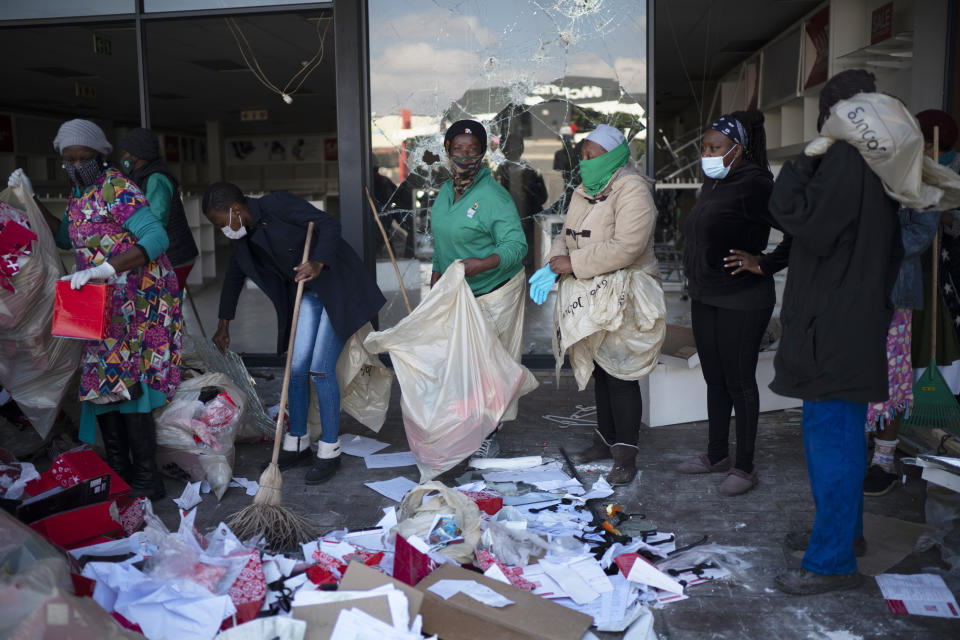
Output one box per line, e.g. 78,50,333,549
7,119,182,500
530,124,663,486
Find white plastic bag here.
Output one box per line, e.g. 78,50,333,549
554,265,666,390
335,322,394,432
155,373,246,499
394,481,482,565
364,262,538,481
0,184,82,438
475,269,526,421
807,92,960,211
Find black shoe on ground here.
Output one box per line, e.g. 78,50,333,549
774,568,862,595
863,464,898,496
784,531,867,557
272,448,314,472
305,456,341,485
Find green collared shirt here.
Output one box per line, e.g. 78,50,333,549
431,167,527,295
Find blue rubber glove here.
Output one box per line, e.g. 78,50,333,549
528,264,557,305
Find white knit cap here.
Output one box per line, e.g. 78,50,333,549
53,119,112,155
585,124,625,151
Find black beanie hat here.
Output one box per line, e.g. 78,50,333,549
444,119,487,154
818,69,876,132
119,127,160,162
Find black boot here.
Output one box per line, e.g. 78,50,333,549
606,443,639,486
570,430,613,464
97,411,132,481
125,413,166,500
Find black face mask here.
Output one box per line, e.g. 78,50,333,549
64,157,104,188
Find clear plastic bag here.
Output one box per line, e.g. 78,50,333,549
155,373,246,499
365,262,537,481
0,184,82,438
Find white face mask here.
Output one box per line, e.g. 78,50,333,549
701,144,738,180
221,208,247,240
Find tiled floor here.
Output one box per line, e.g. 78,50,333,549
147,369,959,640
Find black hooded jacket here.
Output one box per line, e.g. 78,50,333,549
683,160,790,307
768,141,903,403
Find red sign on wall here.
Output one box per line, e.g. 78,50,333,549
871,2,893,44
163,135,180,163
324,137,338,162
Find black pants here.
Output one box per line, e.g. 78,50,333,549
593,365,643,446
691,299,773,472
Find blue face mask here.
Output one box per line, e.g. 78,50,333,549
701,144,738,180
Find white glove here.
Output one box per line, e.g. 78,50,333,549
7,169,34,198
61,262,116,290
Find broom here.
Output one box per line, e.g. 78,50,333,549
904,126,960,434
227,221,320,549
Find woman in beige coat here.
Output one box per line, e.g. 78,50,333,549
530,124,663,485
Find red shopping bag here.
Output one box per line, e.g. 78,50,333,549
52,280,113,340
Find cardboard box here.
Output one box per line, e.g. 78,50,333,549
416,563,592,640
293,561,423,640
658,324,700,368
52,281,113,340
28,500,123,549
393,534,437,587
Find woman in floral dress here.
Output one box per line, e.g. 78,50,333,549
8,119,181,499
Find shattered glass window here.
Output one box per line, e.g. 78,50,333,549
368,0,647,355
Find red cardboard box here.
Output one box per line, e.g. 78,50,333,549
52,280,113,340
29,500,123,549
25,448,131,499
393,534,438,587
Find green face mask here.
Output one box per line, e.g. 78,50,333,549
120,156,135,174
579,141,630,195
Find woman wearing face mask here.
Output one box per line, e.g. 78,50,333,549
531,124,663,486
118,128,199,291
6,119,181,500
676,111,791,496
429,119,528,458
202,182,384,484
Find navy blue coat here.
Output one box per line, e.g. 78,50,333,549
217,191,385,353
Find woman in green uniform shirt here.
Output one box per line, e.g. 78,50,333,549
429,119,528,458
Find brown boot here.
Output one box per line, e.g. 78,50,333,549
606,443,638,486
570,430,612,464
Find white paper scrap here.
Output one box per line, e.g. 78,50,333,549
376,506,399,529
483,563,512,585
364,451,418,469
539,559,600,605
578,476,614,501
340,434,390,457
469,456,543,470
622,555,685,595
365,476,418,502
320,539,356,562
172,481,203,510
230,477,259,496
876,573,960,618
427,579,514,607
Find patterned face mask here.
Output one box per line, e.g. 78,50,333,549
63,157,103,188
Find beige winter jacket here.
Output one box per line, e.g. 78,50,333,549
547,163,657,279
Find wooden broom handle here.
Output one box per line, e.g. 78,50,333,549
365,186,412,313
932,126,940,359
269,221,315,465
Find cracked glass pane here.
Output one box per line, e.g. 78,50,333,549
369,0,647,355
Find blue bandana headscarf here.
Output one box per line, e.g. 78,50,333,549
709,115,747,148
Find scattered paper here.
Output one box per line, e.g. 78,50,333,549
215,616,307,640
365,476,418,502
539,558,602,605
343,528,390,551
555,574,642,632
482,469,572,484
320,539,356,562
364,451,418,469
427,579,514,607
230,477,259,496
340,434,390,457
615,553,685,595
876,573,960,618
484,563,512,585
469,456,543,470
578,476,614,501
376,506,399,529
173,481,203,510
329,606,422,640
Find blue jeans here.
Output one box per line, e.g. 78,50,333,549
801,399,867,575
288,292,345,443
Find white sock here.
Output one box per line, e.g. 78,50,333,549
871,438,898,473
282,433,311,452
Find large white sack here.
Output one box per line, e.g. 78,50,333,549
364,261,537,481
554,264,666,390
807,92,960,211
